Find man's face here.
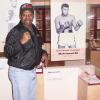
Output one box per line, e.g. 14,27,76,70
20,10,34,26
62,7,69,16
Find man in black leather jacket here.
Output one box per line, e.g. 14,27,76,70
4,3,48,100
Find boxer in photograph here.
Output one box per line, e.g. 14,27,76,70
55,3,83,48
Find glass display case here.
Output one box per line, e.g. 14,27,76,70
89,4,100,39
35,7,50,42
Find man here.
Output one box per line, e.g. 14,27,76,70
55,3,83,48
4,3,48,100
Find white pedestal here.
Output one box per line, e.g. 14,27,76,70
44,67,81,100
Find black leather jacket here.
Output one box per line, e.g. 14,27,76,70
4,21,46,70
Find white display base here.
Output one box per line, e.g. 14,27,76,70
44,67,81,100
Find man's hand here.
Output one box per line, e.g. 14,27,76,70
41,53,48,67
20,32,31,44
77,20,83,27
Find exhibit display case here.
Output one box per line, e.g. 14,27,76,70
78,75,100,100
35,7,50,42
